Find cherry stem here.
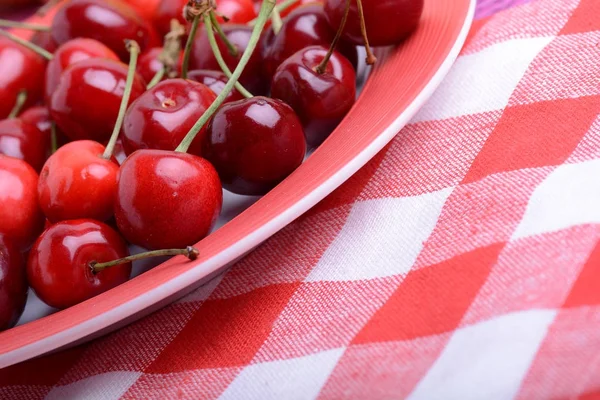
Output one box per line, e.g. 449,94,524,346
355,0,376,65
50,122,58,153
0,29,53,60
8,90,26,118
0,20,50,31
270,6,283,35
147,66,165,89
181,12,201,80
204,13,253,98
102,40,140,160
90,246,200,274
315,0,350,74
248,0,298,26
209,11,238,57
175,0,276,153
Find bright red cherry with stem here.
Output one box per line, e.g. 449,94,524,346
50,0,160,60
324,0,424,47
0,156,44,250
188,69,244,103
0,118,49,172
0,237,27,331
26,219,131,310
20,106,69,150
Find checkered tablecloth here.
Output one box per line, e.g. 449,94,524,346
2,0,600,398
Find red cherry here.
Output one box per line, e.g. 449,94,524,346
26,219,131,309
187,69,244,104
49,58,146,142
20,106,70,149
190,24,266,94
121,78,216,156
0,156,44,249
114,150,222,250
30,30,59,53
0,237,27,331
38,140,119,223
260,3,357,79
152,0,187,37
324,0,424,47
124,0,161,20
215,0,257,23
0,37,46,120
50,0,160,61
277,0,320,18
137,47,183,84
45,38,119,104
0,0,42,9
271,45,356,148
0,118,49,172
202,97,306,195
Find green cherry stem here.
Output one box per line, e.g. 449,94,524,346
270,6,283,34
0,20,50,31
248,0,298,26
50,122,58,154
315,0,350,74
181,12,202,79
175,0,276,153
146,66,165,89
0,29,53,60
102,40,140,160
8,90,27,118
90,246,200,273
209,11,238,57
355,0,376,65
204,13,253,98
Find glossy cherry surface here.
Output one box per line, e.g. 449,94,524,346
0,156,44,250
38,140,119,223
215,0,257,23
202,97,306,195
27,219,131,310
137,47,172,84
187,69,244,104
152,0,187,37
190,24,266,94
122,79,216,156
271,46,356,148
30,30,59,53
20,106,69,149
45,38,119,104
260,3,357,79
0,37,46,120
0,118,49,172
49,58,146,143
0,237,27,331
114,150,222,250
324,0,424,46
50,0,160,60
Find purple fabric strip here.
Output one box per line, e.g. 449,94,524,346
475,0,534,19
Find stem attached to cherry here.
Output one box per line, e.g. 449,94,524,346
315,0,351,74
148,19,186,89
270,6,283,35
102,40,140,160
0,20,50,31
209,11,238,57
355,0,376,65
181,12,200,80
90,246,200,274
204,13,253,98
8,90,27,118
176,0,276,153
0,29,53,60
182,0,217,79
248,0,298,26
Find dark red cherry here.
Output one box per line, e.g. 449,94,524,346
30,30,59,53
190,24,266,95
20,106,70,149
260,3,357,79
114,150,222,250
0,237,27,331
0,118,49,172
121,79,216,156
0,156,44,250
45,38,119,104
324,0,424,46
38,140,119,223
152,0,187,37
187,69,244,104
202,97,306,195
137,47,183,84
215,0,257,23
0,37,46,120
271,45,356,148
50,0,160,60
27,219,131,309
49,58,146,142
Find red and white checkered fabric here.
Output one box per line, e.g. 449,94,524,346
3,0,600,398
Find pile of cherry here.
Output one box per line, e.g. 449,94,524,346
0,0,423,331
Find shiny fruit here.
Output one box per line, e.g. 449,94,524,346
0,118,49,172
187,69,244,103
0,237,27,331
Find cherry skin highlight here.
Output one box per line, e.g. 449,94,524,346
202,97,306,196
114,150,223,250
49,58,146,143
187,69,244,104
27,219,131,310
0,156,45,250
0,118,49,172
38,140,119,223
0,237,27,331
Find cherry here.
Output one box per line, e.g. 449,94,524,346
49,58,146,142
202,97,306,195
277,0,319,18
0,237,27,331
121,78,216,156
324,0,423,47
45,38,119,104
0,37,46,120
114,149,223,250
0,118,49,172
187,69,244,103
271,45,356,148
50,0,160,61
20,106,69,149
26,219,131,309
0,156,44,250
152,0,187,38
137,47,184,85
215,0,257,23
30,30,59,53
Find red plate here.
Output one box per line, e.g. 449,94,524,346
0,0,475,368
